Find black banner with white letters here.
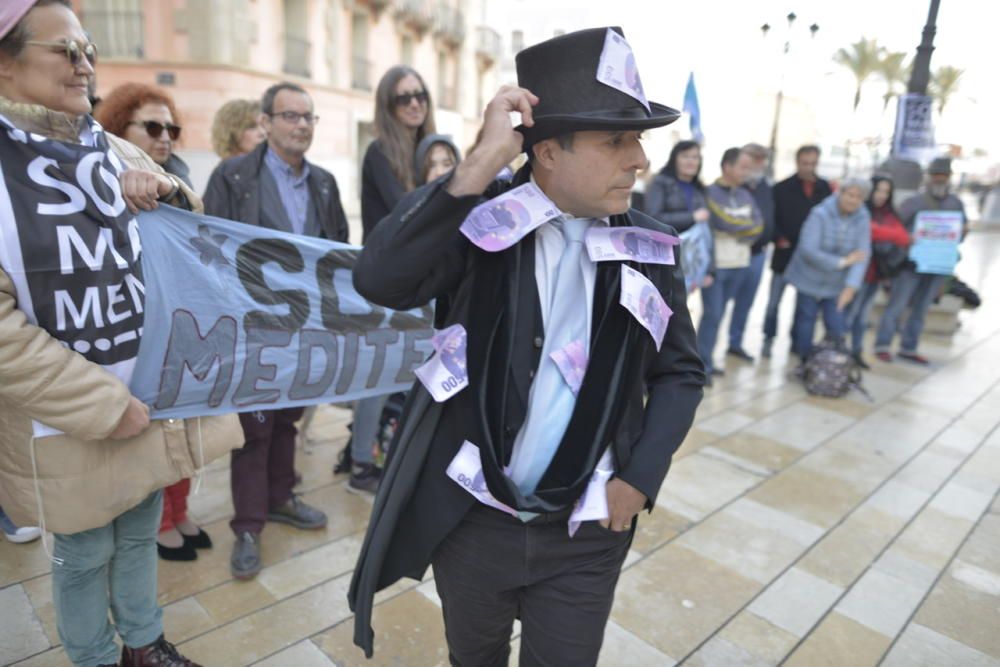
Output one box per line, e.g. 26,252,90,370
0,115,144,369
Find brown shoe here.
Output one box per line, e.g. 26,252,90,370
121,635,200,667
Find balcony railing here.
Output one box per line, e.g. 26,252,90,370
433,3,465,45
283,35,312,78
352,56,373,91
394,0,434,33
475,26,501,65
81,10,144,59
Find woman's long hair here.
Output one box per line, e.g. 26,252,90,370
373,66,436,191
867,175,898,220
660,140,704,190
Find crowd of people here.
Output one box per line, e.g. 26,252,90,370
0,3,973,666
644,142,967,384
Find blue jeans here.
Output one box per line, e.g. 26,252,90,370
53,491,163,667
845,282,880,355
874,269,946,353
351,395,388,465
762,270,790,340
697,267,746,373
728,251,766,351
793,292,845,359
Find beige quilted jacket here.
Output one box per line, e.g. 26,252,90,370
0,97,241,535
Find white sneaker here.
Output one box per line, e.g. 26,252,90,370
0,510,42,544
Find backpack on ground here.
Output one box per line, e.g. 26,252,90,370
800,341,867,399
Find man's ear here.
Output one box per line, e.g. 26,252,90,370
258,113,271,133
532,138,559,171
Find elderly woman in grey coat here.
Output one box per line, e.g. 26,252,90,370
784,178,872,360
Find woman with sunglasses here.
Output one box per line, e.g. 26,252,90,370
96,82,215,566
96,83,194,193
0,2,238,665
344,66,436,495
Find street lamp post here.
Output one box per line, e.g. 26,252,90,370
882,0,941,191
908,0,941,95
762,13,818,179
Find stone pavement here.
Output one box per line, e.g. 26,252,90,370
3,228,999,667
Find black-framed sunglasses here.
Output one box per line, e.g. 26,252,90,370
393,90,429,107
24,39,98,67
128,120,182,141
269,111,319,125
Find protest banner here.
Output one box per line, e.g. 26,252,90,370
908,210,963,276
129,206,435,419
678,222,712,292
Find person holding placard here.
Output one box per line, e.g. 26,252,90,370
874,157,967,365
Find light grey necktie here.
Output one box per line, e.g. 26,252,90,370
508,217,591,494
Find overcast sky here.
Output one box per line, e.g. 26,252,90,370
512,0,997,172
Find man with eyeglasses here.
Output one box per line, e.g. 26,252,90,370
204,81,350,580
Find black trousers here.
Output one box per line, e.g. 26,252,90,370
431,503,633,667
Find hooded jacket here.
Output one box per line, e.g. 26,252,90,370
784,193,871,299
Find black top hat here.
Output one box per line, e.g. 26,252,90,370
515,27,680,148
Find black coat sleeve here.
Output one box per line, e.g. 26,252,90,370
326,176,350,243
361,143,408,242
354,175,482,311
616,253,706,508
202,164,232,220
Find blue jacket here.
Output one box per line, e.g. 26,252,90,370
784,193,871,299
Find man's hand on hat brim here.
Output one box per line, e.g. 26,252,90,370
447,86,538,197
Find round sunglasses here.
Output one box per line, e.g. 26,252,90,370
393,90,429,107
25,39,98,67
128,120,182,141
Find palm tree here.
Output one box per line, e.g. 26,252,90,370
876,51,908,113
833,37,884,111
930,65,963,114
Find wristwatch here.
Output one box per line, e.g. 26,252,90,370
159,175,180,202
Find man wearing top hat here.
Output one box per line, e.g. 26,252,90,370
348,27,705,665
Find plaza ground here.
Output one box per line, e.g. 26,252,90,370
3,220,1000,666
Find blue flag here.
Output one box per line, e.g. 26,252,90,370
683,72,704,144
129,206,435,419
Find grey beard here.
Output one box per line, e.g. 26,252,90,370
928,183,950,199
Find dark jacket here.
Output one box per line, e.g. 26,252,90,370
163,153,193,189
771,174,832,273
896,189,967,274
643,172,707,233
746,178,775,255
347,165,705,657
361,140,407,242
202,141,349,242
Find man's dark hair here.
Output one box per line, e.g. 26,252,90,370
0,0,72,59
261,81,309,116
527,132,574,163
796,144,821,160
720,147,742,169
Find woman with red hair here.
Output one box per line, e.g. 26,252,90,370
96,82,212,563
96,82,193,191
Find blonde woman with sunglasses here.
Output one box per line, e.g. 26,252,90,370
0,2,240,665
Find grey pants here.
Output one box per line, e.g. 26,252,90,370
432,503,633,667
53,491,164,667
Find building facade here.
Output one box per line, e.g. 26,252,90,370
74,0,501,230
